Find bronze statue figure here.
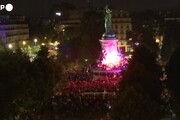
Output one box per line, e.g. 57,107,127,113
104,5,113,34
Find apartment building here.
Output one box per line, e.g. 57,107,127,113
0,15,29,47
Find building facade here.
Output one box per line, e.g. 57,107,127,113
54,10,83,33
111,9,132,57
0,15,29,47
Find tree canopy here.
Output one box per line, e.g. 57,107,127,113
0,46,63,119
112,45,163,120
166,46,180,119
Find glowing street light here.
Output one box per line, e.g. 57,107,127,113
135,42,139,46
34,38,38,45
156,38,160,43
130,48,134,52
85,59,88,62
55,47,58,50
41,43,45,46
8,44,13,49
22,41,26,45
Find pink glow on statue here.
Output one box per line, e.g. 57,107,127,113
101,50,121,70
97,39,128,70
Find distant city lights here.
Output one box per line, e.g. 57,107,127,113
129,38,132,41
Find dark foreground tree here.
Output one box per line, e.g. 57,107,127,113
0,48,31,119
58,10,103,70
111,85,162,120
0,46,63,119
111,45,163,120
161,21,180,62
122,45,162,101
166,46,180,119
79,10,103,65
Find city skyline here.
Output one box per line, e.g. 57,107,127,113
0,0,179,19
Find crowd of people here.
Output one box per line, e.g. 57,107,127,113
60,78,120,93
59,69,122,93
66,69,93,81
32,70,121,119
50,92,115,119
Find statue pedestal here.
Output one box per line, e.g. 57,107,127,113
92,33,121,80
102,33,117,40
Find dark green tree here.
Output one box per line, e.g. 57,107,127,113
161,21,180,62
0,48,31,119
33,46,63,101
79,10,103,65
57,26,81,70
31,18,58,41
130,10,161,53
111,85,162,120
58,10,103,69
112,45,163,120
166,46,180,119
0,46,64,119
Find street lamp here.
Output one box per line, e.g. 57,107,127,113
155,38,160,43
62,28,65,35
34,38,38,45
8,44,13,49
22,41,26,46
85,59,88,62
41,43,45,46
55,12,61,16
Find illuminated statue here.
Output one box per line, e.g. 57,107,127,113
93,5,128,80
104,5,113,34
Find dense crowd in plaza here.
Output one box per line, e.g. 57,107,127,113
50,91,114,119
57,70,122,93
51,70,121,119
58,78,119,93
28,70,121,119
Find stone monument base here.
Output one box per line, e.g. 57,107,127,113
102,33,117,40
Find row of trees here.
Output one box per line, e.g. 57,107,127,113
0,45,64,119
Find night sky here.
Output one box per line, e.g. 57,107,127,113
1,0,180,18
